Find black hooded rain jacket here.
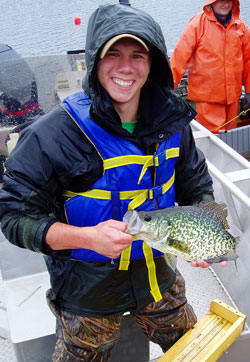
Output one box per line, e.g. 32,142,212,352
0,3,214,316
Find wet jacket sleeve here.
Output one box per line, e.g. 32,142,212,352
0,107,103,255
0,128,62,255
242,23,250,93
0,160,59,255
174,125,214,205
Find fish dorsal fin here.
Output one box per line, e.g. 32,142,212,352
195,201,229,229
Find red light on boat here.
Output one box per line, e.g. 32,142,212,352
74,16,81,25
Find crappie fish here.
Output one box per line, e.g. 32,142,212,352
123,202,238,267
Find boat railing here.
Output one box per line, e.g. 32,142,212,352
191,120,250,233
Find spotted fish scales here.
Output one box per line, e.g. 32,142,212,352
123,202,238,264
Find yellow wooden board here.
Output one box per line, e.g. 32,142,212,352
157,299,246,362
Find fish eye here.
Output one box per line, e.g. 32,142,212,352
144,214,152,222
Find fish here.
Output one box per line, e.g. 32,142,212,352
123,201,238,269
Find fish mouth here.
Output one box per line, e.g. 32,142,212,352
123,209,143,235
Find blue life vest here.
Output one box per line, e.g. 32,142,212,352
61,92,180,301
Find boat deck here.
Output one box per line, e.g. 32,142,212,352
0,258,234,362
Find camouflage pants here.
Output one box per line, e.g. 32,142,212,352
48,271,197,361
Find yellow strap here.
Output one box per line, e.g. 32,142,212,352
143,242,162,302
138,148,179,184
166,148,180,158
64,172,175,212
127,189,149,210
138,157,157,184
119,245,132,270
102,148,179,185
162,171,175,194
63,188,146,200
104,148,180,172
118,187,153,271
127,171,175,210
103,155,153,170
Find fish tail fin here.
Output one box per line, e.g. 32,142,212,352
164,253,177,272
195,201,229,229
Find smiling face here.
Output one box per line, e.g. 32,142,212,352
97,37,151,119
212,0,233,19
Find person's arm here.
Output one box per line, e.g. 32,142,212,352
0,155,133,259
170,17,199,89
0,107,134,258
46,220,133,259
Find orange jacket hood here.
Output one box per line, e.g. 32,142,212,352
204,0,240,19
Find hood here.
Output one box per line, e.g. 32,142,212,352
82,2,194,142
84,2,173,99
203,0,240,18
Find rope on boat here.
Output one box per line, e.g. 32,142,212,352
218,107,250,130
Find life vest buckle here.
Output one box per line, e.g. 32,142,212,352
153,151,166,167
148,185,163,199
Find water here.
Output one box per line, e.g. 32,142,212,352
0,0,249,57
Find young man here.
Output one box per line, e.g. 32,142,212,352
170,0,250,133
0,2,225,360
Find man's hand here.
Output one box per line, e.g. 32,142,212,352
190,260,227,268
242,93,250,111
90,219,133,259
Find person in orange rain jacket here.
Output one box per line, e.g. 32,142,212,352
170,0,250,133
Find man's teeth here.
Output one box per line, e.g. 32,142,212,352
113,78,133,87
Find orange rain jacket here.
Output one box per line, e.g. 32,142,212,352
170,0,250,105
